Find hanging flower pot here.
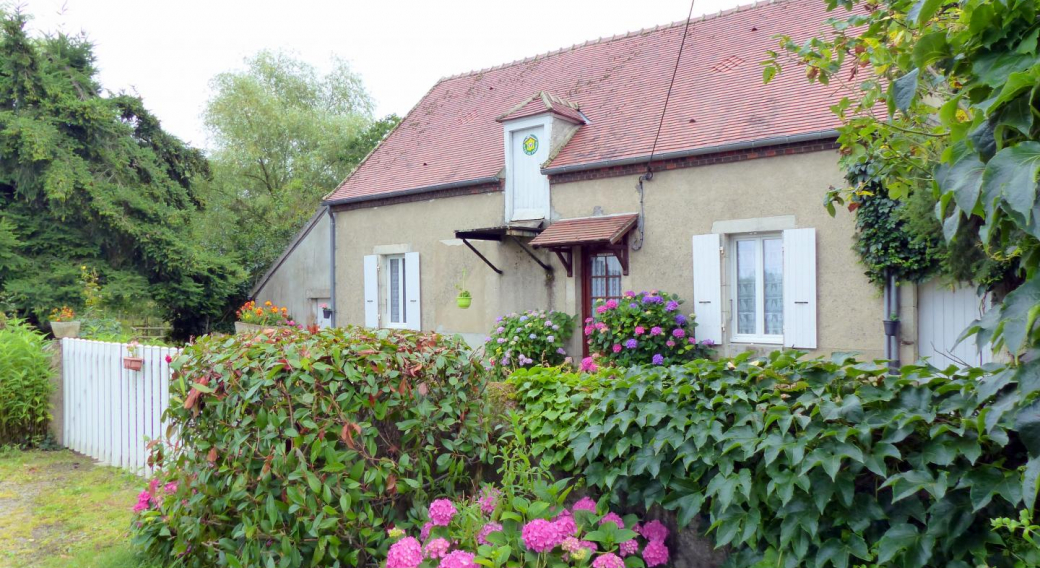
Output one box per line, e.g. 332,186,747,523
883,319,900,336
321,303,333,319
456,292,472,309
123,356,144,371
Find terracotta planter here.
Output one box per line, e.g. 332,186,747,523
456,294,472,309
50,320,81,339
123,356,144,371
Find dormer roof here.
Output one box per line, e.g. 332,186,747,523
496,92,587,124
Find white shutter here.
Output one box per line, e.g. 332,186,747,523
692,233,722,344
404,252,421,331
782,228,817,349
363,255,379,328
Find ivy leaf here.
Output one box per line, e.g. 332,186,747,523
1015,399,1040,458
891,68,919,114
997,276,1040,354
876,523,919,564
912,32,948,67
571,433,592,462
981,142,1040,221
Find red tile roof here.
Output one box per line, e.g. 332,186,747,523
530,214,639,248
326,0,845,204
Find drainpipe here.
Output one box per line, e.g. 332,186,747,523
327,205,337,327
883,270,901,374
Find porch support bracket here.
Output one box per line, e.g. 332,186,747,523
510,235,553,273
553,250,573,277
461,238,503,275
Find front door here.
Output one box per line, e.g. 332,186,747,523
509,125,549,221
581,251,623,355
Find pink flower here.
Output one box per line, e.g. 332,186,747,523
619,540,639,557
650,326,662,336
132,490,151,513
478,486,501,515
634,326,645,335
596,305,608,314
585,325,594,336
672,328,685,338
666,340,676,347
612,344,622,353
478,522,503,545
595,322,608,331
163,482,178,493
572,497,598,513
522,519,562,552
428,499,457,526
439,551,477,568
638,520,669,542
624,291,636,297
579,357,598,373
420,522,433,542
599,512,624,528
164,354,172,364
592,552,625,568
605,299,619,309
424,538,451,559
643,541,669,567
387,537,424,568
561,537,583,553
554,511,577,537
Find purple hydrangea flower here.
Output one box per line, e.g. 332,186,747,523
672,328,685,338
624,339,638,349
675,314,687,325
665,300,680,312
650,327,662,336
425,538,450,559
652,354,664,365
619,540,639,557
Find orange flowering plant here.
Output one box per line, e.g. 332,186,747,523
235,300,297,327
49,306,76,322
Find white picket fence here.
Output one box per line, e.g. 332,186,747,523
61,338,180,476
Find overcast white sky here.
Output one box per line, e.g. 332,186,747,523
18,0,745,149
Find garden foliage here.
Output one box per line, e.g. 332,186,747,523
584,291,711,367
133,327,496,567
484,310,574,379
0,315,53,445
0,11,245,338
510,352,1037,568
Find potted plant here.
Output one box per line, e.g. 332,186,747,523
455,269,472,309
235,300,298,334
321,303,333,319
123,340,144,371
884,312,900,336
49,306,80,339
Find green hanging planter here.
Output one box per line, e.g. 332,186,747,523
456,292,472,309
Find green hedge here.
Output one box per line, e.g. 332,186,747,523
509,352,1038,568
133,327,497,567
0,315,54,445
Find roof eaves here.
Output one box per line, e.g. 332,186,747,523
542,129,838,174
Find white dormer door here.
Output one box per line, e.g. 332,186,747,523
506,121,550,221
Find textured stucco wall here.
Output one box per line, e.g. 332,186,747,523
333,150,899,361
253,213,332,328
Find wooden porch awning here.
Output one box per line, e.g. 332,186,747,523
529,214,639,249
530,213,639,277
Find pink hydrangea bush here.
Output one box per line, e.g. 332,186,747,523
484,310,575,379
383,486,671,568
584,290,713,368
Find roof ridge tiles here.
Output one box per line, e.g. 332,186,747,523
436,0,789,83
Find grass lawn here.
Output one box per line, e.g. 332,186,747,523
0,449,158,568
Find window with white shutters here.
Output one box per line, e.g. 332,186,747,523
362,252,421,331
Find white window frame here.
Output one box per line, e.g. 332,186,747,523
384,254,408,328
730,233,784,344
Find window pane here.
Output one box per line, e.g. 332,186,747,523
763,239,783,335
592,256,606,277
390,259,401,323
736,240,756,334
606,256,622,298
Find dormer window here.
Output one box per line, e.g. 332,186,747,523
497,92,585,223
